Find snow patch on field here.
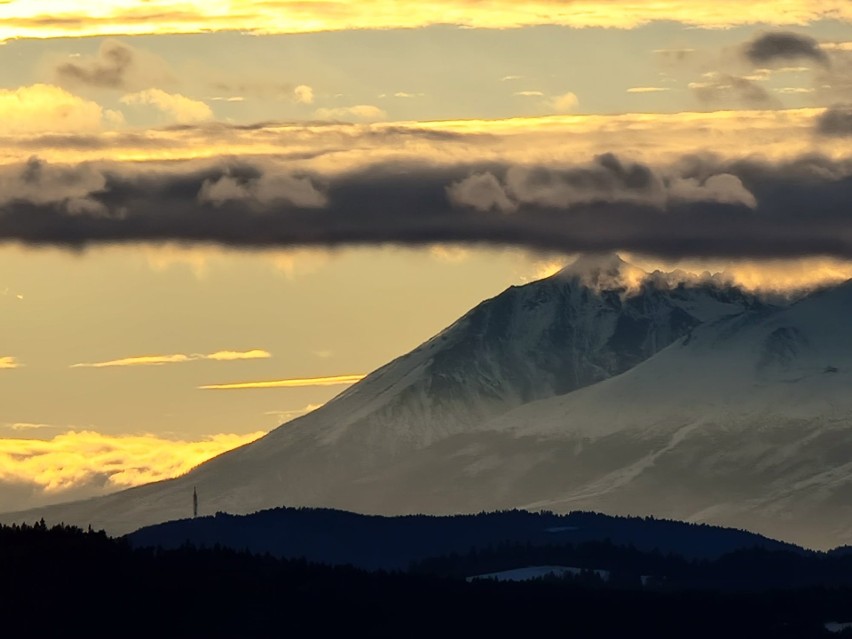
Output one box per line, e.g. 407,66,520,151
467,565,611,583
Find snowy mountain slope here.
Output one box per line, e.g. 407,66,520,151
0,255,773,536
354,279,852,548
282,253,757,454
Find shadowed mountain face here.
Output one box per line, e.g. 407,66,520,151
0,255,796,538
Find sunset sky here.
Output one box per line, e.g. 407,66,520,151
1,0,851,511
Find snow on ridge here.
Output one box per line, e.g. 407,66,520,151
467,565,611,583
551,252,648,295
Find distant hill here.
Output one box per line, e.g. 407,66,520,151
128,507,802,571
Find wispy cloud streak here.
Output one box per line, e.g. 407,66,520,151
199,374,365,390
71,349,271,368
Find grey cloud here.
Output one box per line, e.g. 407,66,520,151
817,105,852,136
690,73,775,107
198,172,327,208
54,39,173,90
2,155,852,260
743,31,829,67
55,40,134,89
450,155,755,212
0,157,107,214
814,50,852,103
653,48,696,63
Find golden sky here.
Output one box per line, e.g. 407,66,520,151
1,2,852,511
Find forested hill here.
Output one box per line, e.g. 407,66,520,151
128,507,802,570
3,522,852,638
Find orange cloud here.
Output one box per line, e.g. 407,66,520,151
0,1,847,41
0,429,265,495
623,254,852,294
0,108,831,171
0,356,21,369
71,349,271,368
0,84,122,135
199,374,366,390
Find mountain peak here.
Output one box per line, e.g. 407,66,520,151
552,252,648,291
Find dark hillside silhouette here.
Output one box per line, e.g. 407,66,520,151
129,507,802,570
4,521,852,638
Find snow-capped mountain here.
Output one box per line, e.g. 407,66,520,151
289,253,759,455
341,277,852,549
477,278,852,548
11,254,838,544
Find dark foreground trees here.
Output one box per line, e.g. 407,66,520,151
1,522,851,638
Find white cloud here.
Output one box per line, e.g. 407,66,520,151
668,173,758,209
293,84,314,104
548,91,580,113
198,173,327,208
449,164,758,212
446,172,517,213
121,88,213,123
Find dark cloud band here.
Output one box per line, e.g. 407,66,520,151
1,154,852,260
817,105,852,137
